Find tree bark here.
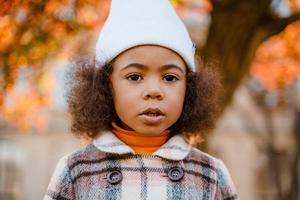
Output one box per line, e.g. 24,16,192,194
285,110,300,200
200,1,300,198
201,0,300,108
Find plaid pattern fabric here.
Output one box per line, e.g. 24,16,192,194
44,131,238,200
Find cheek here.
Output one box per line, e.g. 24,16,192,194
111,78,123,113
111,82,136,116
111,84,123,110
177,82,186,103
166,83,186,116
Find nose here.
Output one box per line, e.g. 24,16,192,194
143,83,164,100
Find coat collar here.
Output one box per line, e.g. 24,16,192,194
92,131,191,161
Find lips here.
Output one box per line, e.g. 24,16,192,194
140,108,165,116
139,108,165,125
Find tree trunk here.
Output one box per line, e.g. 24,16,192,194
285,110,300,200
200,1,300,198
201,0,299,107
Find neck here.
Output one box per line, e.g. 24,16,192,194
111,122,170,155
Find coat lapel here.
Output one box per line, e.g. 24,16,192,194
93,131,191,161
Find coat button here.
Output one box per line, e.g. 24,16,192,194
168,167,184,181
107,170,122,184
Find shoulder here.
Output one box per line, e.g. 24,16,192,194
46,144,108,188
49,143,105,177
60,143,108,170
186,147,239,199
187,147,221,170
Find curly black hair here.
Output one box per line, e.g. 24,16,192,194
66,55,220,139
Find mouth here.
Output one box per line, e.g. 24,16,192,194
139,108,165,125
139,108,165,116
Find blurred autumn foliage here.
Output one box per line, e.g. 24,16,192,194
0,0,110,106
251,21,300,91
0,0,111,131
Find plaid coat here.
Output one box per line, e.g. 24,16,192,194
44,131,238,200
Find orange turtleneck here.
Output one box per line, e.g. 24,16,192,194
112,122,170,155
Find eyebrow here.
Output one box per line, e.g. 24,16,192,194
121,63,186,74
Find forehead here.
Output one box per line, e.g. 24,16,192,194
112,45,187,72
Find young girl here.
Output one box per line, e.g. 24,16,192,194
44,0,238,199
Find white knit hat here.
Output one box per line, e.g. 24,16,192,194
95,0,196,71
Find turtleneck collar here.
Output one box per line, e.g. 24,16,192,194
111,121,170,155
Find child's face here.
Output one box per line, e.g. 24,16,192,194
111,45,187,136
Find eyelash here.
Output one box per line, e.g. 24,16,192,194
126,73,143,81
126,73,179,82
163,74,179,82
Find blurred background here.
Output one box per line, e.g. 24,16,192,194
0,0,300,199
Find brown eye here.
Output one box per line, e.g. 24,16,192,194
163,75,178,82
127,74,142,81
